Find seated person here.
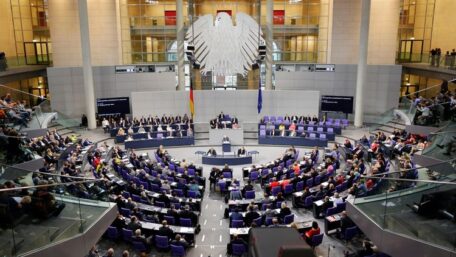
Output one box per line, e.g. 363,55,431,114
339,211,355,236
137,125,146,133
304,221,321,245
237,146,246,156
171,234,190,249
157,220,174,240
132,229,151,251
229,188,243,200
229,208,244,224
289,122,297,137
278,124,286,136
117,128,125,136
207,148,217,156
241,181,254,197
278,202,292,222
244,206,260,227
227,234,247,255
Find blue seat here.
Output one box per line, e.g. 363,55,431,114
296,181,304,192
283,184,293,195
271,186,281,196
310,233,323,248
155,201,166,208
343,226,358,241
306,178,313,188
314,175,322,185
187,190,198,198
173,189,184,197
223,171,232,179
131,194,141,202
132,241,147,253
265,217,273,226
245,190,255,200
232,243,246,256
164,215,175,225
171,202,181,210
283,214,294,224
326,206,338,217
231,219,244,228
188,168,196,176
121,228,133,242
155,235,170,251
106,226,118,240
253,216,262,226
120,207,131,217
122,191,131,199
218,181,227,195
179,218,192,227
170,244,186,257
303,195,315,209
249,171,259,182
336,202,346,213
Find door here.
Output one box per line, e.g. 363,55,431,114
398,39,424,63
23,42,50,65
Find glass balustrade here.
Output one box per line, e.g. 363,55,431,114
0,171,114,257
353,161,456,252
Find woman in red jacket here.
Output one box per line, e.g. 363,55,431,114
304,221,321,245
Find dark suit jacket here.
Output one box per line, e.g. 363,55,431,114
157,226,174,240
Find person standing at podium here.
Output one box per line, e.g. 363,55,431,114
237,146,246,157
222,135,230,142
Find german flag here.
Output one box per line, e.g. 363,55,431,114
189,81,195,118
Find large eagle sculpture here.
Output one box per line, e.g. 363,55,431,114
186,12,264,76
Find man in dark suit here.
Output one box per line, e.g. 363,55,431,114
157,220,174,240
171,234,190,249
207,148,217,156
244,206,260,227
218,112,225,120
237,146,246,156
179,205,198,226
241,180,254,197
127,216,142,232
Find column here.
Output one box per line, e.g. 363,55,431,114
78,0,96,129
176,0,185,90
354,0,371,127
265,0,273,90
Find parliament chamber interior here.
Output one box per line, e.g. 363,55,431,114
1,0,456,257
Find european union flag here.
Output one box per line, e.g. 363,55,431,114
257,78,262,114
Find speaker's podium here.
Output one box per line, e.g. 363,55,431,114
222,139,231,153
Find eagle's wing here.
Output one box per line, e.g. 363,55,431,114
185,14,214,72
234,13,263,74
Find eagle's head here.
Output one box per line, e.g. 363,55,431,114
215,12,232,27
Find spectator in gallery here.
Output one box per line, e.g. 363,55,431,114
102,117,110,132
289,122,297,137
279,123,286,136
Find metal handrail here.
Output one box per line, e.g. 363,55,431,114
0,178,105,193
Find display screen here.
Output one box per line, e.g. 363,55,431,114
321,95,353,114
96,97,130,116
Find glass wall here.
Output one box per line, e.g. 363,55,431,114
119,0,189,64
10,0,52,66
397,0,435,63
119,0,329,89
269,0,329,63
